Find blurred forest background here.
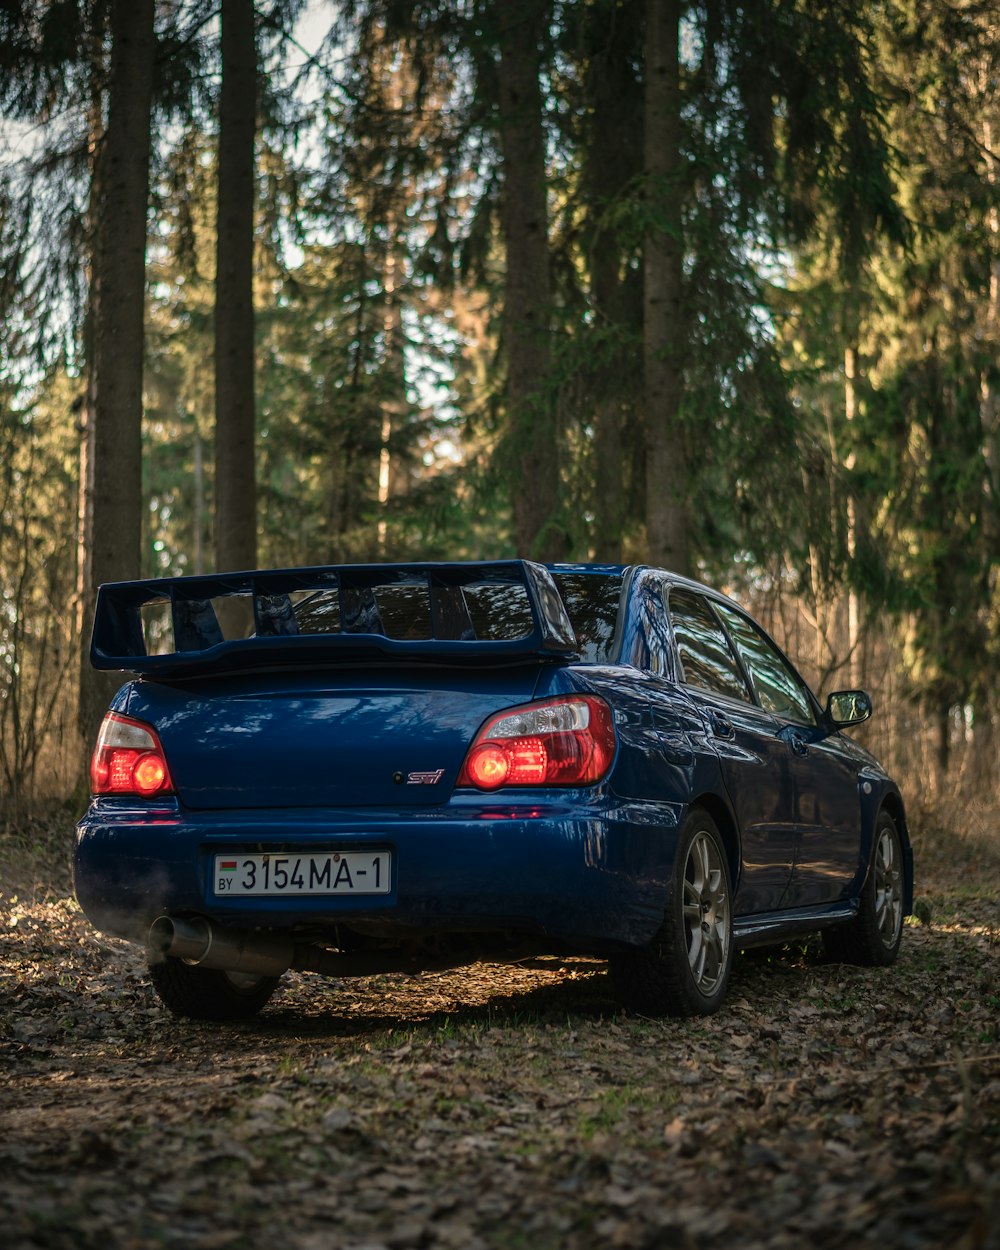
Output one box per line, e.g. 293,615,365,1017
1,0,999,813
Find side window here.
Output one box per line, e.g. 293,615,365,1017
643,583,673,676
715,603,817,726
668,590,753,703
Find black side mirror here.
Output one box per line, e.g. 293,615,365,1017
826,690,872,727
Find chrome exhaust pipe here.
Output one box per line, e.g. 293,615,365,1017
149,915,486,979
149,915,297,978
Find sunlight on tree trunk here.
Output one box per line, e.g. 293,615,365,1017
193,412,206,574
844,338,861,690
378,245,402,554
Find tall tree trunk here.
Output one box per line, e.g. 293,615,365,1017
978,95,999,794
214,0,257,574
193,410,205,574
585,0,644,562
78,0,155,752
844,333,861,688
979,69,1000,525
378,244,404,555
643,0,688,575
591,253,628,563
497,6,567,559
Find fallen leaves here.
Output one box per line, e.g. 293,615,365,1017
1,830,999,1250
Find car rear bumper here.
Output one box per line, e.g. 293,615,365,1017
74,793,683,953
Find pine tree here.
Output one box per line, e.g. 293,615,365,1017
643,0,687,574
215,0,259,574
78,0,156,749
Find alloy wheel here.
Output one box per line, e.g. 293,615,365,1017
682,829,730,996
874,824,903,948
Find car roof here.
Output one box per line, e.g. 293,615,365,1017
548,562,748,612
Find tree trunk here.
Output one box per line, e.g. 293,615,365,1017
643,0,688,575
980,83,1000,529
585,0,644,562
497,6,567,559
978,97,999,795
193,411,205,574
378,244,404,555
214,0,257,574
844,336,861,688
971,691,997,793
78,0,155,752
935,703,950,790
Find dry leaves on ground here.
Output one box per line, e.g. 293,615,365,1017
1,818,998,1250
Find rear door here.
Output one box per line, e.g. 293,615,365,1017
666,589,796,915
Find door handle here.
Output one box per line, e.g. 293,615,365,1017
708,711,735,740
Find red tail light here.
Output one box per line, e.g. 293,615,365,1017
457,695,616,790
91,712,174,797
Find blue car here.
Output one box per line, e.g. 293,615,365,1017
74,560,912,1021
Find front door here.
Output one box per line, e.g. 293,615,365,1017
713,603,862,907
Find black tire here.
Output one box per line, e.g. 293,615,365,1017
610,808,734,1017
148,956,280,1020
824,810,904,966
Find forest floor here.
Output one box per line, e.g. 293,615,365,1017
1,807,999,1250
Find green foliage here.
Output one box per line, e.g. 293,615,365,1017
3,0,1000,798
0,371,80,812
781,0,1000,734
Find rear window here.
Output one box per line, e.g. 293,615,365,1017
461,582,535,640
290,579,534,642
552,572,623,663
288,574,621,654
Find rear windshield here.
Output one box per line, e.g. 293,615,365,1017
290,580,535,643
133,569,619,658
551,571,623,663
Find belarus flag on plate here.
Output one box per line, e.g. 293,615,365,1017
219,861,237,872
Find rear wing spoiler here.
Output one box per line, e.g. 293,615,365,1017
90,560,579,677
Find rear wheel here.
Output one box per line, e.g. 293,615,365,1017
824,810,904,966
610,809,733,1017
148,957,280,1020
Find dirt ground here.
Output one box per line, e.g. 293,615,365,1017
1,811,998,1250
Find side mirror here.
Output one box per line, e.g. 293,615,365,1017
826,690,872,727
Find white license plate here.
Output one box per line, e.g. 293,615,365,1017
213,852,391,896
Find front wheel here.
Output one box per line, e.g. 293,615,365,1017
148,957,280,1020
610,809,734,1017
824,810,904,966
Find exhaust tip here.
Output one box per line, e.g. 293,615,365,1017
147,914,295,978
148,915,175,956
148,914,212,964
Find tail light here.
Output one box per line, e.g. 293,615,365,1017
91,712,174,797
457,695,616,790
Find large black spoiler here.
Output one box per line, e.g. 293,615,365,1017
90,560,579,677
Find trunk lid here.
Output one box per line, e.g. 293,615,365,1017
125,667,544,810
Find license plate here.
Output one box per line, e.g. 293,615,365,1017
213,852,391,896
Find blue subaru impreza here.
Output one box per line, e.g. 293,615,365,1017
74,560,912,1021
